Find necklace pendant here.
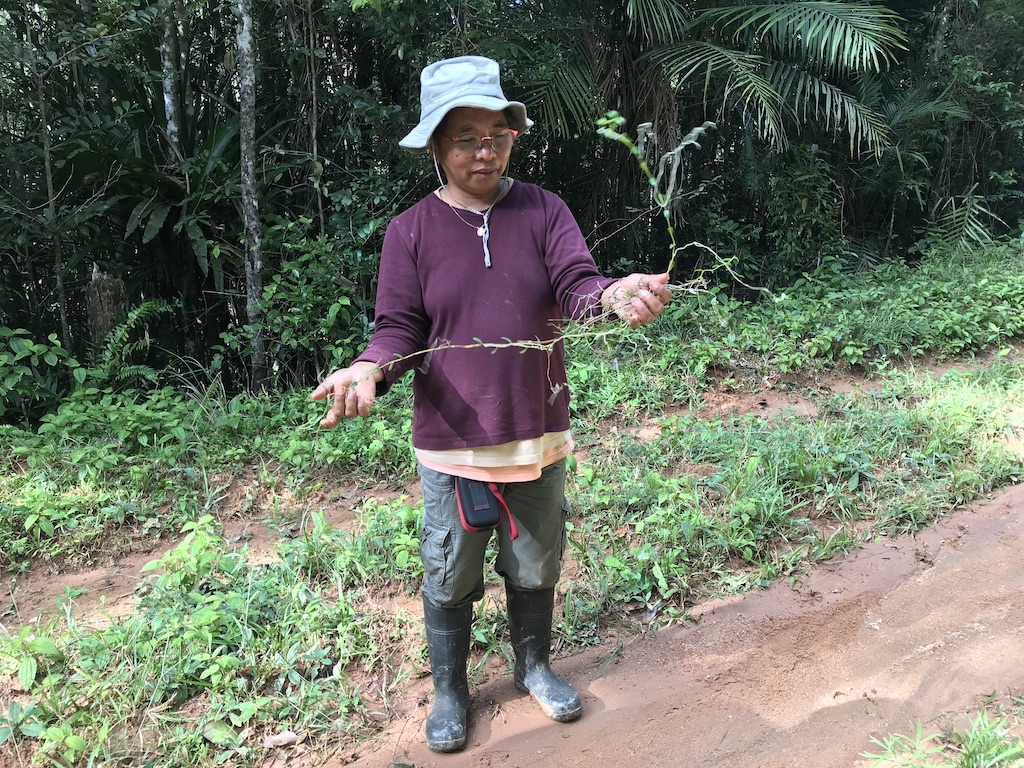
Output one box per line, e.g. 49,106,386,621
476,226,485,237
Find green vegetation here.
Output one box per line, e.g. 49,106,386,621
865,694,1024,767
4,0,1023,391
4,0,1023,762
3,245,1024,765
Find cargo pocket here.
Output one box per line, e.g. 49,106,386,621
420,520,453,598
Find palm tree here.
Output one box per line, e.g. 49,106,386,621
655,1,907,154
490,0,909,273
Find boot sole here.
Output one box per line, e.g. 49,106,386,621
427,737,467,753
515,680,583,722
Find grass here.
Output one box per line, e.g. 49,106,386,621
864,693,1024,767
2,243,1024,765
1,509,425,766
564,361,1023,616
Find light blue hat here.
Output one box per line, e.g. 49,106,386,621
399,56,533,151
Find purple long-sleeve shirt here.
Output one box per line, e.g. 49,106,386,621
354,181,615,451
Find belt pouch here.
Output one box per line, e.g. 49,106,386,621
455,476,502,532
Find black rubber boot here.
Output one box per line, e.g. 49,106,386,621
506,585,583,723
422,600,473,752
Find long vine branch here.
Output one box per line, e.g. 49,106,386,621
314,114,728,426
596,111,716,278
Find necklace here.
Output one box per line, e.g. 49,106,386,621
450,205,486,236
439,182,503,236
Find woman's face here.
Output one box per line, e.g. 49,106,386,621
432,107,514,205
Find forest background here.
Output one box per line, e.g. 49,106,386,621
4,1,1024,767
2,0,1023,403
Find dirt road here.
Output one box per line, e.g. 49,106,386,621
343,484,1024,768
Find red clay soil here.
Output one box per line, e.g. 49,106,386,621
339,484,1024,768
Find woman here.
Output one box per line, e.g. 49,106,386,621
312,55,671,753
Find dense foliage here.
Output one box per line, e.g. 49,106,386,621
2,0,1023,410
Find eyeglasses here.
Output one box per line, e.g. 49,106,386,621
446,129,518,154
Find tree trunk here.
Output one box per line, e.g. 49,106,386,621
160,8,184,163
236,0,268,390
931,0,956,63
306,0,325,237
36,72,72,352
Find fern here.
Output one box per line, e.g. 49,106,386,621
93,299,175,387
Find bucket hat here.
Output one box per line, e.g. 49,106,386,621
399,55,533,150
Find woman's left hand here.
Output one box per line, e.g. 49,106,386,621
602,272,673,328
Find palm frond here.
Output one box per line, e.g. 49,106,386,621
849,71,888,110
869,144,931,205
648,41,788,149
520,57,598,139
625,0,693,46
881,89,970,133
768,63,890,155
925,186,1007,257
695,1,908,75
844,236,886,270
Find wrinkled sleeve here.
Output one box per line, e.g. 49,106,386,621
352,221,430,394
542,194,616,321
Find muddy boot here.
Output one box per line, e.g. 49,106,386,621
422,600,473,752
506,585,583,723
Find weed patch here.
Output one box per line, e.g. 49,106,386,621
865,694,1024,767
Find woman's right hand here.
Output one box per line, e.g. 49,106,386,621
310,361,384,428
601,272,672,328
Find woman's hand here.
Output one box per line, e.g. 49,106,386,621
310,361,384,428
602,272,672,328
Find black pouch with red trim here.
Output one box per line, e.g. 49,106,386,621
455,476,501,532
454,477,518,539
